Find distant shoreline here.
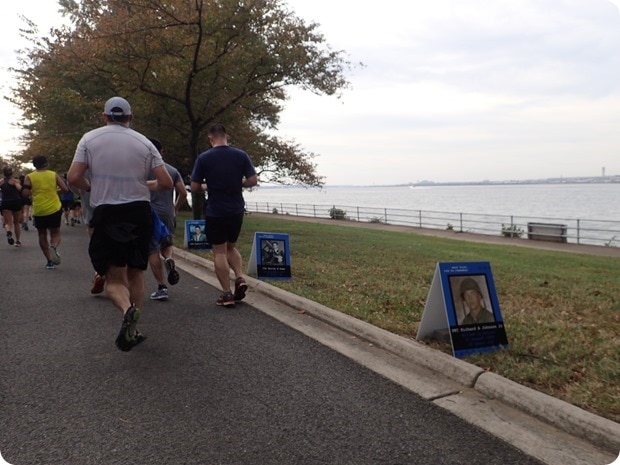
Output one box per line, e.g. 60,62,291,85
258,177,620,189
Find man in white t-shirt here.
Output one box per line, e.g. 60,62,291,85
68,96,173,352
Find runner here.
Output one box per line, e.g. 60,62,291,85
21,156,69,269
0,166,24,247
147,138,187,301
67,96,173,351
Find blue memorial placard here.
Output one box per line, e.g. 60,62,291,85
248,232,291,280
417,262,508,358
184,219,212,250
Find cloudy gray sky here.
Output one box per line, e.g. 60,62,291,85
2,0,620,185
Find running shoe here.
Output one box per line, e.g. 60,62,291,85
115,305,141,352
164,258,180,285
233,277,248,301
50,245,61,265
45,260,55,270
6,231,14,245
133,331,147,347
216,292,235,307
150,287,169,300
91,273,106,294
15,241,21,247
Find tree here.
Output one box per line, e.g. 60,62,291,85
10,0,354,217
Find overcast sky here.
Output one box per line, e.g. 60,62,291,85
2,0,620,185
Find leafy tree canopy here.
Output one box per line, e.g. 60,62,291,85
9,0,355,186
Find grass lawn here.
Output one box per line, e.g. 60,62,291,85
176,212,620,423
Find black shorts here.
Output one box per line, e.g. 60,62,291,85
205,213,244,245
1,200,23,213
33,209,62,230
89,202,152,275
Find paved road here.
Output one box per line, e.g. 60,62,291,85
0,223,614,465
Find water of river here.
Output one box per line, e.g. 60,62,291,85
244,183,619,221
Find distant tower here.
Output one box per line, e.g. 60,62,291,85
602,167,606,177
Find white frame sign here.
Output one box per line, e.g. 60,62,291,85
417,261,508,358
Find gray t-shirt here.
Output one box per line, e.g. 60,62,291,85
150,162,182,218
73,124,164,207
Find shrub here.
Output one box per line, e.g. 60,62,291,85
501,223,524,238
328,207,347,220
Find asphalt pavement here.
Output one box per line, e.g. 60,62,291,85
0,222,618,465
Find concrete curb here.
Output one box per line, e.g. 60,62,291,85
174,247,620,453
475,373,620,453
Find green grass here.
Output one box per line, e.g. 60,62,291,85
175,213,620,422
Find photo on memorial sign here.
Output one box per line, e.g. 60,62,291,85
185,219,211,250
448,275,496,326
260,239,286,265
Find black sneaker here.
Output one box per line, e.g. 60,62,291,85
115,305,141,352
233,277,248,301
6,231,14,245
165,258,180,285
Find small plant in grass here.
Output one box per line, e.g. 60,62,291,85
369,216,384,224
501,223,524,238
272,207,279,214
446,223,454,231
328,207,347,220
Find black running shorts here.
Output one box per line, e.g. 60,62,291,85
89,201,152,275
33,209,62,230
1,200,23,213
205,213,244,245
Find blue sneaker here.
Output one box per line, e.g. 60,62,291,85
150,287,169,300
45,260,55,270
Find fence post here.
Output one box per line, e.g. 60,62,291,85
296,204,299,216
385,208,388,224
357,206,360,222
418,211,422,228
577,219,580,244
459,213,463,232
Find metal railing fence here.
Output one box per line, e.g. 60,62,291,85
245,201,620,247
